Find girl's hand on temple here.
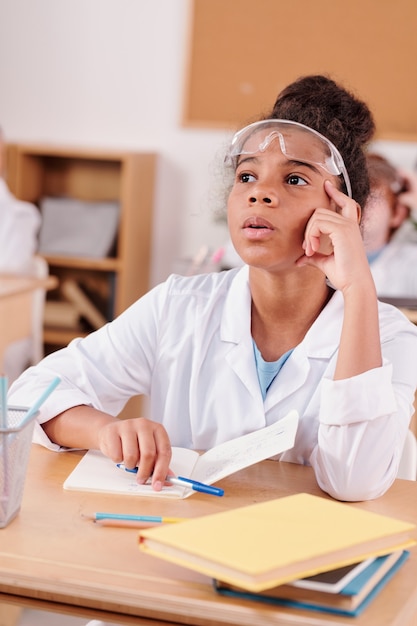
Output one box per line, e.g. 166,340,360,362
97,417,172,491
297,180,373,293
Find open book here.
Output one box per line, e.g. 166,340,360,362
63,409,299,499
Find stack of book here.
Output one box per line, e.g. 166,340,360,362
138,493,416,618
214,550,409,617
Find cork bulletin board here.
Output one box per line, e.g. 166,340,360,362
183,0,417,140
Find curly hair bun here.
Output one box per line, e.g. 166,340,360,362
267,74,375,207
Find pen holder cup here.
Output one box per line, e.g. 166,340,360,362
0,406,38,528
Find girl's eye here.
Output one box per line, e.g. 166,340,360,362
238,172,256,183
287,174,308,186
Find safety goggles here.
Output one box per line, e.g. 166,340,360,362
224,119,352,198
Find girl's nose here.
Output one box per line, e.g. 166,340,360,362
248,183,278,206
249,195,272,204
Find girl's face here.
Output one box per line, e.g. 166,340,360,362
227,134,339,272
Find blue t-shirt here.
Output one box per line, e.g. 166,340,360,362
253,341,293,400
367,246,386,264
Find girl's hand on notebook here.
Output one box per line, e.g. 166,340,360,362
98,417,172,491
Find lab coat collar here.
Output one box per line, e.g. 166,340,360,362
220,266,343,405
221,266,259,400
221,265,343,360
221,265,252,343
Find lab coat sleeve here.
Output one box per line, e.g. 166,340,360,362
309,302,417,502
8,277,171,448
311,358,417,501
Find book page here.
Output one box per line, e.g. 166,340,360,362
192,410,299,484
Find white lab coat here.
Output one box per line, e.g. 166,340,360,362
370,238,417,297
9,266,417,501
0,178,41,382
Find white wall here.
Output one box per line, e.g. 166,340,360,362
1,0,416,287
0,0,230,286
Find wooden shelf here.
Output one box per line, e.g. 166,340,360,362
42,254,121,272
6,143,157,346
43,327,88,346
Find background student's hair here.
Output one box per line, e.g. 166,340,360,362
367,152,407,197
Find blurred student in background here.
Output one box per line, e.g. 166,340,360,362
0,128,41,273
0,127,41,382
363,153,417,297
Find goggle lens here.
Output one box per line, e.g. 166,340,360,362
225,120,352,198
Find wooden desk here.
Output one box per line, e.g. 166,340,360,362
0,446,417,626
0,274,57,369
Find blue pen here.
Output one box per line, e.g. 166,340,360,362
89,512,186,523
116,464,224,496
116,463,139,474
168,476,224,497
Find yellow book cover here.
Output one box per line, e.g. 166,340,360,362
138,493,416,592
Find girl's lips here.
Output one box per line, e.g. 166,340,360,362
242,216,275,240
242,216,275,230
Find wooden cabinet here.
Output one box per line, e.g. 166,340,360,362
5,144,156,348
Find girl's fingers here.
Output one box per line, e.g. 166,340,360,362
149,426,172,490
324,180,361,223
303,181,360,257
100,418,172,491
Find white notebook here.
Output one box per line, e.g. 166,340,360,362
63,410,299,499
